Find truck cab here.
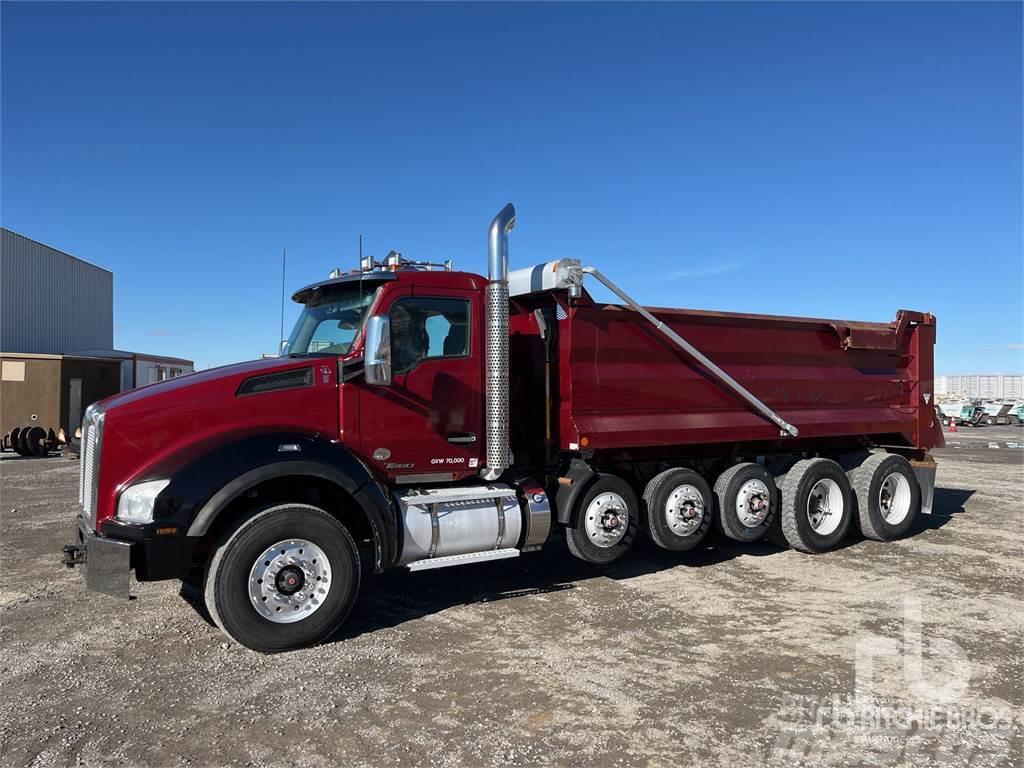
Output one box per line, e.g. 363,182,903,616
284,267,489,484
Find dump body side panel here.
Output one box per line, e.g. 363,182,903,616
558,299,936,453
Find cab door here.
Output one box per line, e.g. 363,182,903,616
357,287,484,482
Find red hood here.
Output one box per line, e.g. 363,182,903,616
93,356,341,524
100,357,304,410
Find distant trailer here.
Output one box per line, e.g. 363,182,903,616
980,402,1017,426
936,401,974,426
77,349,195,390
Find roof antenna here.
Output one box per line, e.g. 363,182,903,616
278,247,286,354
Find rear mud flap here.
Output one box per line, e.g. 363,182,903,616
910,456,937,515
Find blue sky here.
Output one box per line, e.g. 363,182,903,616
2,1,1021,372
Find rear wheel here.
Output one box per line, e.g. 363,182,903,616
642,468,713,551
204,503,360,653
848,453,920,541
779,458,853,553
566,474,639,565
713,462,777,543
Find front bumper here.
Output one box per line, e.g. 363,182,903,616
63,516,199,599
63,519,132,599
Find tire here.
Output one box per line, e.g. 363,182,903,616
941,418,950,427
9,427,24,456
642,468,713,551
848,453,920,541
986,416,996,426
565,474,639,564
713,462,777,543
25,426,47,457
17,426,33,456
778,458,853,553
204,503,361,653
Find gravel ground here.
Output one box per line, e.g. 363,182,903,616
1,427,1021,767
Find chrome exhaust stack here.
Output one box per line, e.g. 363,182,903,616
481,203,516,481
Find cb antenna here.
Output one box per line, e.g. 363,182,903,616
279,247,286,354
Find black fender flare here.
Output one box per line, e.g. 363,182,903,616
553,458,596,526
152,434,397,570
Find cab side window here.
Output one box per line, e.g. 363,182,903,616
389,297,470,374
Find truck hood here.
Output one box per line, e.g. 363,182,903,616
93,356,341,522
99,356,326,410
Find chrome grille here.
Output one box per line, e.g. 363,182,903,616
78,423,87,508
79,405,103,529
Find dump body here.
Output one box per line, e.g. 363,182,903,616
511,292,939,458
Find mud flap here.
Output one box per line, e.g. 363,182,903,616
910,455,937,515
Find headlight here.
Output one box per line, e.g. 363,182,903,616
117,479,170,524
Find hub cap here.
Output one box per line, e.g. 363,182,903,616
735,479,771,528
806,478,843,535
664,484,705,537
584,492,630,548
878,472,912,524
248,539,332,623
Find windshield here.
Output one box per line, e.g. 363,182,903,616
283,285,380,356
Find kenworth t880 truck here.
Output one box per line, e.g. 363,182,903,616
64,204,941,652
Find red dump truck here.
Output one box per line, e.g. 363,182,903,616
64,204,941,652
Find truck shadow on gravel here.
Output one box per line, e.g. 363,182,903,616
911,487,973,534
179,486,973,644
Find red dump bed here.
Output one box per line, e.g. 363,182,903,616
516,295,939,456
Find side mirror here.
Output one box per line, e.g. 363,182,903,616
364,315,392,386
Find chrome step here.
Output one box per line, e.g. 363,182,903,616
406,548,520,572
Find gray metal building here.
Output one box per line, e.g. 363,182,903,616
1,228,113,354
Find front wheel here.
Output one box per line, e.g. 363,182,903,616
204,503,361,653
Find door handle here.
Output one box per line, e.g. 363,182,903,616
446,432,477,444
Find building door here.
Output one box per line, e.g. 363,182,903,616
68,378,82,434
357,288,483,482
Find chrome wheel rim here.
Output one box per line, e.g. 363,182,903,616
735,479,771,527
807,478,843,535
879,472,912,524
584,492,629,548
664,484,705,537
248,539,332,623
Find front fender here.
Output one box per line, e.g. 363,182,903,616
149,434,397,570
